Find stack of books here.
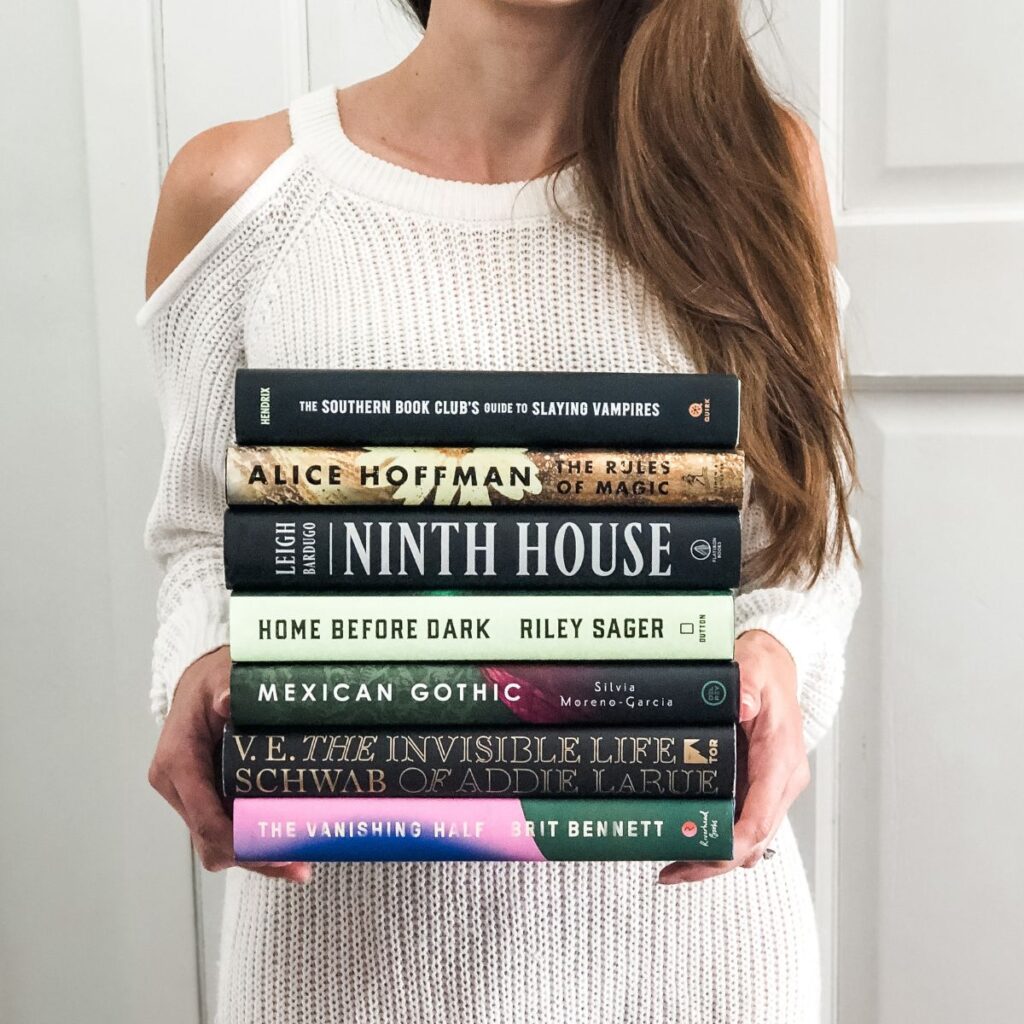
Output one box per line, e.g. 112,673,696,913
220,369,744,863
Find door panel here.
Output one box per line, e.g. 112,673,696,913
844,0,1024,206
841,391,1024,1023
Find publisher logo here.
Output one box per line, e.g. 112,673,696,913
688,402,703,418
682,821,698,838
683,738,719,764
690,538,712,561
701,680,727,707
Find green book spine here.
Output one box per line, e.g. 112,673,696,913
228,592,735,662
228,661,741,728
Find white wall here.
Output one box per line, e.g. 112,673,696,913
0,3,198,1023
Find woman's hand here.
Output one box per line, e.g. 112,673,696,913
659,629,810,884
148,646,311,884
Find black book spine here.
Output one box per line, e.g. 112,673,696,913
223,507,741,591
234,369,740,448
221,725,736,799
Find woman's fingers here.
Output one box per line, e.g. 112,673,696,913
738,667,765,723
172,766,313,882
661,631,809,885
148,756,187,819
657,763,800,883
733,720,805,866
659,762,791,883
660,754,810,882
151,735,311,882
732,753,792,866
248,862,314,883
210,684,231,722
148,649,311,884
658,857,733,884
172,765,235,871
737,759,810,869
660,728,809,883
150,718,233,870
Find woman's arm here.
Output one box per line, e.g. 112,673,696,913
662,115,861,883
143,115,308,883
144,116,288,717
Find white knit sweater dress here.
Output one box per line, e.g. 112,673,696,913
140,86,861,1024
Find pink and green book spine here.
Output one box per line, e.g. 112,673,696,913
233,797,734,862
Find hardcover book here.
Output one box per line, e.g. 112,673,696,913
223,507,741,591
221,724,737,799
228,591,736,662
233,796,735,862
234,369,741,449
224,446,745,508
229,661,741,728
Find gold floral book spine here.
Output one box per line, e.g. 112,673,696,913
225,445,744,508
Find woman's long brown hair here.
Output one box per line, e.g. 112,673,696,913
402,0,857,586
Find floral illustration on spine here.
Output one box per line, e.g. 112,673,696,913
356,447,543,506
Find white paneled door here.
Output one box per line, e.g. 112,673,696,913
834,0,1024,1020
73,3,1022,1023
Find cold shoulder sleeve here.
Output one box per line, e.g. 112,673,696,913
733,269,861,750
140,257,247,721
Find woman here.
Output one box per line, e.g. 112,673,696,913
141,1,861,1021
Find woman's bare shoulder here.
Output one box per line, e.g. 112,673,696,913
145,110,292,298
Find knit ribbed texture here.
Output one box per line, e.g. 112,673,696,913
142,85,860,1024
218,820,819,1024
